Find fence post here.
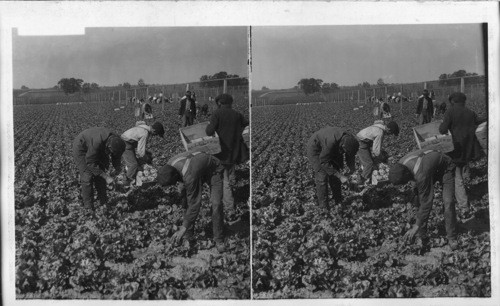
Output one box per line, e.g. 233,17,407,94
223,79,228,94
384,86,387,99
460,77,465,93
424,82,427,90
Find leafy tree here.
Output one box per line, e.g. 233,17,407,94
91,83,100,90
57,78,83,94
122,82,131,89
82,83,91,93
321,83,331,94
21,85,29,90
297,78,323,95
261,86,269,91
376,78,385,86
199,72,247,88
330,83,339,91
138,78,146,87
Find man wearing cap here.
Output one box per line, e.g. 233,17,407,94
206,94,249,213
416,89,434,125
388,149,457,250
356,121,399,186
121,121,165,188
306,127,359,210
439,92,484,209
73,127,126,209
157,152,225,252
179,91,197,127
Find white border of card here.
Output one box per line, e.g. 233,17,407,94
1,1,499,306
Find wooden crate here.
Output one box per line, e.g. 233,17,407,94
476,121,487,153
413,120,454,153
180,122,250,155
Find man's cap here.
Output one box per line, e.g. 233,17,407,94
388,163,413,185
107,135,126,156
423,89,429,95
387,121,400,137
449,92,467,104
157,165,179,186
152,122,165,138
215,93,234,105
342,134,359,156
186,90,192,95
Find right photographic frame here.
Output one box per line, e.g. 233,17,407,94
251,24,490,299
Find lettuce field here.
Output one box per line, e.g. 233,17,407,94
14,100,250,299
251,99,490,298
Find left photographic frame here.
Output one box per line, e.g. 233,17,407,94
8,25,250,300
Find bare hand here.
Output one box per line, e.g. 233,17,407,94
339,175,349,184
101,173,114,185
403,224,420,244
171,226,187,245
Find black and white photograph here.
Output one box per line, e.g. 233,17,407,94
251,24,491,299
9,26,250,299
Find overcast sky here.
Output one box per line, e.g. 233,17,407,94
252,24,485,90
13,27,248,89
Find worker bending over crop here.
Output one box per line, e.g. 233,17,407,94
389,149,458,250
121,121,165,188
157,152,226,253
306,126,359,210
73,127,126,210
356,121,399,186
206,93,249,213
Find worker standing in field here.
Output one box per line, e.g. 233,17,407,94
121,121,165,188
356,121,399,186
388,149,458,250
73,127,126,210
439,92,484,210
306,127,359,210
415,89,434,124
206,94,249,213
156,152,226,252
179,91,197,127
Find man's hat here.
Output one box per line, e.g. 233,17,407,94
387,121,400,137
157,165,180,186
449,92,467,104
107,135,126,156
388,163,413,185
151,122,165,138
215,93,234,105
342,134,359,156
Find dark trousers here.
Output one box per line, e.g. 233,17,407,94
307,150,342,209
182,113,194,127
357,140,374,182
73,154,107,209
419,112,432,125
122,142,138,181
183,155,224,243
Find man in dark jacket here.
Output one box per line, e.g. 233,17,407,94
439,92,483,208
306,127,359,210
389,149,457,250
416,89,434,124
157,152,225,252
179,91,197,127
73,127,126,209
206,94,249,212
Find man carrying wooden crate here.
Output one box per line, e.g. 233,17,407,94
389,149,458,250
206,93,249,213
439,92,485,210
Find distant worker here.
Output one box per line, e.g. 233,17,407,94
179,91,197,127
73,127,125,210
121,121,165,188
356,121,399,186
439,92,484,210
157,152,226,252
306,127,359,210
206,94,249,213
389,149,457,250
201,103,209,116
374,97,391,120
415,89,434,124
142,99,154,121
